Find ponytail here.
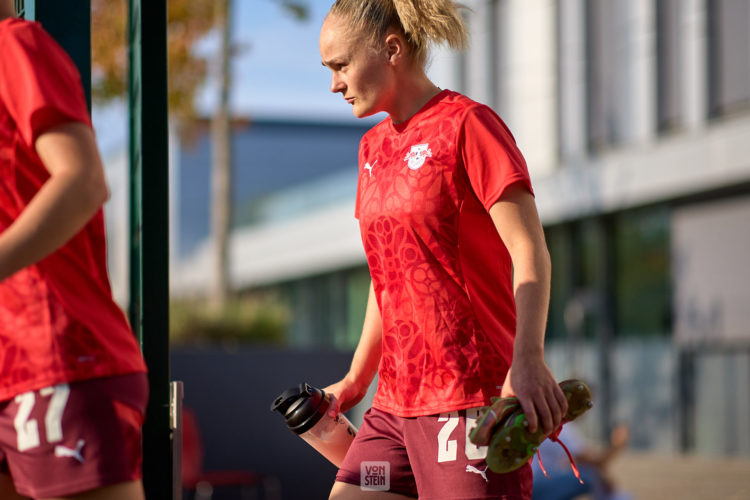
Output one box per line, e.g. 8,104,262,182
329,0,468,66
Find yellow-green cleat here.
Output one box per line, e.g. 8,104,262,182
469,379,593,474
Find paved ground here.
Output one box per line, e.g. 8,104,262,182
604,452,750,499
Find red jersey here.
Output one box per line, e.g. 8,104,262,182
356,90,533,417
0,18,146,401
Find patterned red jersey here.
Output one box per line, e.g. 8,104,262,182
0,18,146,401
356,90,533,417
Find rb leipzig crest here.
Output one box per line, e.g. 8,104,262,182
404,143,432,170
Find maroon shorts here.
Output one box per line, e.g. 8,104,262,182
0,373,148,498
336,407,532,499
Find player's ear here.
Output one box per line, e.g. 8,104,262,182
384,33,404,65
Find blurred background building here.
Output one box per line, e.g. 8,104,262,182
163,0,749,457
96,1,748,494
426,0,750,458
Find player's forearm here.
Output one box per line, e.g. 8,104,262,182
0,122,109,282
487,186,551,360
511,246,551,360
0,168,107,281
345,281,383,393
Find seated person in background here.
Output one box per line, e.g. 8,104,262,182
532,423,631,500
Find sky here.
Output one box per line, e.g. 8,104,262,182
94,0,371,157
196,0,360,121
223,0,452,121
92,0,461,156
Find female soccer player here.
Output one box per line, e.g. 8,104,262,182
0,2,148,498
319,1,568,498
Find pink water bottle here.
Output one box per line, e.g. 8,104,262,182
271,383,357,467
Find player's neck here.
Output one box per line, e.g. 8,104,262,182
389,75,441,125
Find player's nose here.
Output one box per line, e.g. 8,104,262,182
330,74,345,94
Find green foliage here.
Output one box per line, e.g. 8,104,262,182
91,0,309,121
276,1,309,21
91,0,214,124
170,296,289,346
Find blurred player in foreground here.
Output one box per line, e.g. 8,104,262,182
319,1,567,498
0,1,148,498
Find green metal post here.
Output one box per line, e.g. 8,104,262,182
13,0,27,18
26,0,91,112
128,0,173,497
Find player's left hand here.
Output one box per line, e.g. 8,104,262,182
502,357,568,436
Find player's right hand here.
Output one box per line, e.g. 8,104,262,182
323,376,368,417
502,359,568,436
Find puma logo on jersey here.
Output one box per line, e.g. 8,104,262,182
55,439,85,463
404,143,432,170
465,464,489,482
364,160,377,177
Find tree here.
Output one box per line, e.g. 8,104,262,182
209,0,232,309
91,0,214,124
90,0,308,308
209,0,308,309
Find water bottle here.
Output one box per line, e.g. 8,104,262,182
270,383,357,467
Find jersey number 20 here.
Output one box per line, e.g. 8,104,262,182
437,409,488,462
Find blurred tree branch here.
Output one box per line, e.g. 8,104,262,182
91,0,214,125
278,1,308,21
91,0,307,122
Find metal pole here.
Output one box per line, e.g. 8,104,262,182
28,0,91,112
678,348,696,452
599,216,616,442
13,0,29,18
128,0,173,497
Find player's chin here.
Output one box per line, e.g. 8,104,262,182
352,103,375,119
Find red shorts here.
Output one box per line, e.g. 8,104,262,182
336,407,532,499
0,373,148,498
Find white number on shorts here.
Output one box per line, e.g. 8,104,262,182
13,392,39,452
13,384,70,452
436,409,488,463
437,411,459,462
464,408,488,460
40,384,70,443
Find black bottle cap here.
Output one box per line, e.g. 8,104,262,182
270,383,329,435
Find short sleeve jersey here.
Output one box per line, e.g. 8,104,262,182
0,18,146,401
356,90,533,417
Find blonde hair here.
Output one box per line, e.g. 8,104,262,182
328,0,468,67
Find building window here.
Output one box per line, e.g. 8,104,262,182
656,0,683,131
546,220,607,342
613,207,671,337
707,0,750,117
546,208,671,341
546,225,573,339
279,266,370,350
